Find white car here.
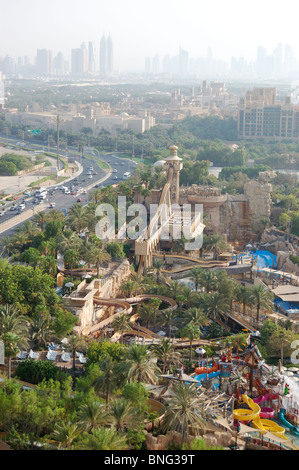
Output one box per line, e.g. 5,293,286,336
64,190,70,194
0,211,4,217
49,202,56,208
112,169,117,173
88,174,93,179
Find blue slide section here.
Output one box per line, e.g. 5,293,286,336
279,409,299,437
194,371,220,390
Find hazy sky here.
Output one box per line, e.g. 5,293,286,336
1,0,299,72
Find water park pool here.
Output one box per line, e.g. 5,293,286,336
251,250,277,269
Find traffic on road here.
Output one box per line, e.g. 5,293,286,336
0,135,137,237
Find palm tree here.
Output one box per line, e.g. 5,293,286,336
92,354,118,405
0,235,14,257
50,421,81,449
105,397,143,432
65,334,88,371
147,297,162,331
0,304,29,378
16,219,39,241
11,231,29,253
46,208,66,224
185,307,210,330
235,284,255,316
30,316,55,349
139,303,155,329
203,233,229,260
89,188,104,204
32,211,49,231
111,313,132,344
151,258,164,282
181,322,201,362
150,338,182,373
56,228,82,254
67,204,89,233
120,279,139,298
63,248,80,281
167,280,184,301
200,292,229,324
161,382,206,447
251,285,274,322
190,267,203,292
198,270,217,293
74,428,128,450
76,400,107,432
40,255,57,276
117,344,160,385
85,246,110,278
273,327,293,364
157,309,176,338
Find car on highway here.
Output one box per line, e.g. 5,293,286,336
77,198,82,203
0,211,4,217
49,202,56,208
10,205,17,211
112,169,117,173
18,203,26,210
113,176,118,179
64,189,70,194
93,171,98,175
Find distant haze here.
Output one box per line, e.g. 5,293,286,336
1,0,299,72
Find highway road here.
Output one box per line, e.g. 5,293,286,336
0,134,136,239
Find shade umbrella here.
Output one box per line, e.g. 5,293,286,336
172,373,200,384
65,282,74,288
287,367,299,373
195,348,206,355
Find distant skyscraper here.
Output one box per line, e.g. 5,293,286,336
54,52,65,75
88,41,96,74
179,47,189,75
107,34,113,73
99,34,113,75
99,34,107,75
81,43,88,74
36,49,52,75
71,44,88,76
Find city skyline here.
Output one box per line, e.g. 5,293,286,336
1,0,299,74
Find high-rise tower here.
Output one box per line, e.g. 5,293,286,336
99,34,107,75
107,34,113,73
88,41,96,74
99,34,113,76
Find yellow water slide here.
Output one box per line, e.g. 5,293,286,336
234,395,287,439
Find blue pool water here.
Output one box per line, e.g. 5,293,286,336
251,250,277,269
